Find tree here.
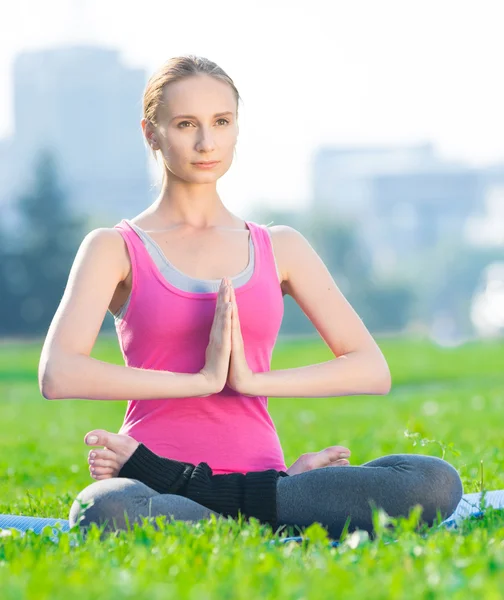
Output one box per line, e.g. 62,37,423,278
2,149,87,336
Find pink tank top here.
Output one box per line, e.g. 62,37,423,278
113,219,287,474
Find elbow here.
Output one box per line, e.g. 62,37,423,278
373,349,392,395
359,349,392,395
39,361,60,400
39,375,57,400
41,385,60,400
378,367,392,395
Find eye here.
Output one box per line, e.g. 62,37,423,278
177,119,230,129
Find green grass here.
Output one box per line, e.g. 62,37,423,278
0,334,503,598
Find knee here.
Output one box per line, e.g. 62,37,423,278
411,455,464,523
68,478,154,532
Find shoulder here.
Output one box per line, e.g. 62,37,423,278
261,224,313,286
79,227,131,282
265,224,311,256
266,224,304,242
81,227,128,250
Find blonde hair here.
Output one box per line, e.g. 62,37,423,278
142,55,242,186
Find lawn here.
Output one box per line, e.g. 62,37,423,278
0,334,503,598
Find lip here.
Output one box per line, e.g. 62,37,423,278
192,161,220,167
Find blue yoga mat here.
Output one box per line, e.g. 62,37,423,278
1,489,502,545
0,515,70,534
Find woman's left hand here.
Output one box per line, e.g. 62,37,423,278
226,278,256,396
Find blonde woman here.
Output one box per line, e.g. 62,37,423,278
39,56,463,539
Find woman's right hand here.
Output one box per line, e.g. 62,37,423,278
199,278,233,394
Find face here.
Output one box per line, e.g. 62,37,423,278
142,74,239,183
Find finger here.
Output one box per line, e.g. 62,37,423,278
218,280,226,309
209,282,227,336
229,281,237,306
225,302,232,325
232,302,244,347
234,307,240,341
226,313,232,353
231,291,239,329
220,278,227,300
224,284,232,313
222,303,232,348
229,288,242,334
212,302,232,353
221,302,232,331
213,280,226,316
221,281,233,339
231,302,238,340
221,280,231,304
220,283,232,318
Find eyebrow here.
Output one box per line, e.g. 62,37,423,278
170,111,234,122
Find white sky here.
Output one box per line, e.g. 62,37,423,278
1,0,503,216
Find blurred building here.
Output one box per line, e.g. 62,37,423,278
466,164,504,247
311,143,489,274
0,139,18,227
0,45,152,241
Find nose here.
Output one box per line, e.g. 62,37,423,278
195,127,216,153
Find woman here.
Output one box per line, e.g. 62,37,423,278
40,55,463,540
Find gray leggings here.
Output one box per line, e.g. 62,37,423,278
69,453,463,540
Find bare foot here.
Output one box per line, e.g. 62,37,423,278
84,429,140,481
286,445,351,476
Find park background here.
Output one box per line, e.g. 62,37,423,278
0,1,503,598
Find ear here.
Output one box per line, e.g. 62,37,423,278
142,119,159,149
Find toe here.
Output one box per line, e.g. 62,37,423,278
85,429,109,446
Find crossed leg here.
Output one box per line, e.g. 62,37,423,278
69,453,463,540
276,453,463,539
69,477,219,532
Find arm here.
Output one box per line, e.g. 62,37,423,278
118,442,287,528
245,226,392,398
39,229,215,401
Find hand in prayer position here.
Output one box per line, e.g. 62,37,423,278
199,276,254,395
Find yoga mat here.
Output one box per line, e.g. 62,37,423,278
1,489,503,545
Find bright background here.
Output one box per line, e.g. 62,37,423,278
0,0,503,212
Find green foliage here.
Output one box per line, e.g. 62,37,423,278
0,149,88,336
0,335,503,598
